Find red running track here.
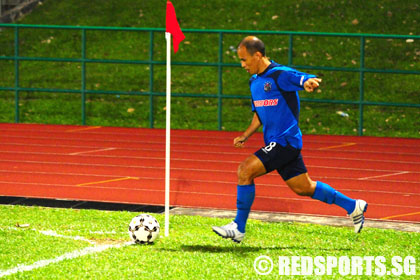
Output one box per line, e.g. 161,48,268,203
0,123,419,223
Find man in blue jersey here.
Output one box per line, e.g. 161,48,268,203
212,36,367,243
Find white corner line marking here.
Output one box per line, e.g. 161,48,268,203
38,230,96,245
0,241,132,278
358,171,410,181
5,227,96,245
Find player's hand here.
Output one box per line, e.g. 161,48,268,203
234,135,248,148
304,78,322,92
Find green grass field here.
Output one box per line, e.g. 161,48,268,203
0,0,419,137
0,205,418,279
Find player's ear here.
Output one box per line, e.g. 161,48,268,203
254,51,263,60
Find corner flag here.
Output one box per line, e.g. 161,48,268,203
164,1,184,237
166,1,185,53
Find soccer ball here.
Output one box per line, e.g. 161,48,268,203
128,214,160,244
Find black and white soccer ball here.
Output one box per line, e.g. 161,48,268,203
128,214,160,244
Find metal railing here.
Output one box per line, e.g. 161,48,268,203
0,23,419,135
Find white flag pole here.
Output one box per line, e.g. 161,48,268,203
164,32,171,237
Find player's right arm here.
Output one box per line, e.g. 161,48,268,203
277,68,319,92
303,78,322,92
234,113,261,148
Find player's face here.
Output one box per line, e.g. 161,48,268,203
238,46,260,75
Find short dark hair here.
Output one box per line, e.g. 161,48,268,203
238,37,266,56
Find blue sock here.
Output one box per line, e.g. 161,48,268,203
234,184,255,233
312,181,356,214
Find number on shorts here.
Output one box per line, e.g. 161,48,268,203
262,142,276,153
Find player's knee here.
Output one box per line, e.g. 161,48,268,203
293,187,311,196
290,181,316,196
237,162,253,183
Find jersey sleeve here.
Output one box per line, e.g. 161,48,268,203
276,70,316,92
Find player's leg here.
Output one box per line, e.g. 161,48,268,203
283,163,368,233
286,173,357,214
309,178,367,233
212,154,266,242
282,172,316,196
234,154,266,231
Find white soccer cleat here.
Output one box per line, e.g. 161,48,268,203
212,221,245,243
349,199,368,233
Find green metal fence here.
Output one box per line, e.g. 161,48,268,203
0,23,419,135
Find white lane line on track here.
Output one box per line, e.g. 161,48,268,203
2,134,420,154
1,150,420,166
69,147,116,155
0,168,419,185
65,126,102,133
1,142,418,158
0,150,240,164
1,180,419,196
0,158,418,176
358,171,410,181
1,129,419,148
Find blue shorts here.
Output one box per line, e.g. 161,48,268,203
254,142,307,181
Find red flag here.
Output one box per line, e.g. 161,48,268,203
166,1,185,53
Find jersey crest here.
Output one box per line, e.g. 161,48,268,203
264,81,272,92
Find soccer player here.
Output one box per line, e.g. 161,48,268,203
212,36,367,243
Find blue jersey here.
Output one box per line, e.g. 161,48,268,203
250,61,316,149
